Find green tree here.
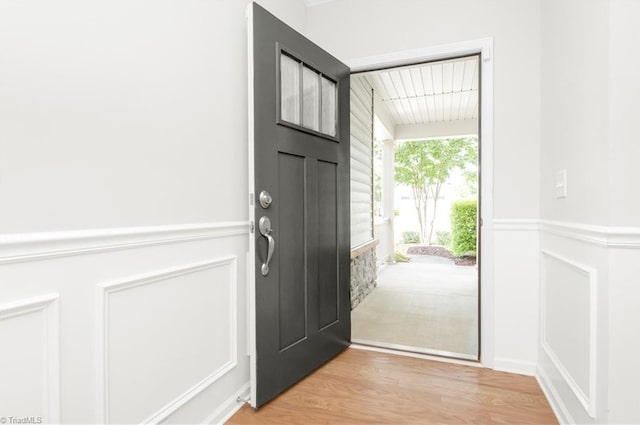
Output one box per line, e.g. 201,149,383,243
394,137,477,244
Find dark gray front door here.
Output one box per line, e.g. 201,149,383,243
249,3,351,408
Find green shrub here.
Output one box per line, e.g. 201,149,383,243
435,231,451,248
394,251,410,262
450,200,477,256
401,231,420,244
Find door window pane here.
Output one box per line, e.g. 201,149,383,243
302,66,320,131
280,54,300,125
321,77,336,136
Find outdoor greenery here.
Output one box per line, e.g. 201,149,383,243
394,137,477,244
435,231,452,248
450,199,477,257
401,231,420,244
394,251,410,262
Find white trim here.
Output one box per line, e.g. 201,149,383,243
96,257,238,424
352,338,478,362
0,222,250,264
492,218,640,248
493,358,537,376
540,250,597,418
350,344,482,368
246,1,258,409
347,37,495,369
537,365,575,425
349,38,494,73
493,218,539,232
541,219,640,248
203,382,250,425
0,294,60,424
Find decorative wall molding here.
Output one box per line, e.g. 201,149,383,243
0,221,250,264
96,257,238,424
0,294,60,423
493,218,640,248
541,250,597,418
536,366,575,425
541,220,640,248
203,382,250,425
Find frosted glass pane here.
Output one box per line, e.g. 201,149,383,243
302,66,320,131
280,54,300,125
321,77,336,136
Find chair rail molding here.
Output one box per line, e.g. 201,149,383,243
540,220,640,248
493,218,640,248
0,221,250,264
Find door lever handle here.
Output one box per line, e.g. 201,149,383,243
258,216,274,276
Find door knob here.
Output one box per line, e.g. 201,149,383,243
258,216,274,276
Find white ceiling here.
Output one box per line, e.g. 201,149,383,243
360,56,479,127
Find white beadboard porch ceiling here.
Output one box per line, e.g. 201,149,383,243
360,56,479,126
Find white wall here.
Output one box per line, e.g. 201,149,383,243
539,1,640,423
608,0,640,227
307,0,542,374
606,1,640,423
0,1,306,423
307,0,541,220
540,0,610,225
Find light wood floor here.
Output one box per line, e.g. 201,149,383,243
227,348,558,425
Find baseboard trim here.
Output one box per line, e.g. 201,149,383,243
204,382,250,425
493,358,537,376
0,221,250,264
536,366,574,425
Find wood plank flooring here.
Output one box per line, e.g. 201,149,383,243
227,348,558,424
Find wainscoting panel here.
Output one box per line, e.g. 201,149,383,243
0,294,59,423
541,250,597,418
1,222,250,423
97,257,238,424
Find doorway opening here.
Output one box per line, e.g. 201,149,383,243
349,54,481,361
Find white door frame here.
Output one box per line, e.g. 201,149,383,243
347,38,495,369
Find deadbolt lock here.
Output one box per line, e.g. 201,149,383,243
259,190,272,209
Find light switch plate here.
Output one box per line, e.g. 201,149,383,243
555,169,567,198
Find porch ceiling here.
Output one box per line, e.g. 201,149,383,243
361,56,479,127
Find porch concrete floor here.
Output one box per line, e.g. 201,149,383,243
351,255,478,358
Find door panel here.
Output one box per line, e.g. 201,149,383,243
277,152,306,349
250,3,351,408
317,160,339,329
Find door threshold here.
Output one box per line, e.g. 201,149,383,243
351,339,481,367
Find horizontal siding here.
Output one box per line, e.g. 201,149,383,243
350,76,374,249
